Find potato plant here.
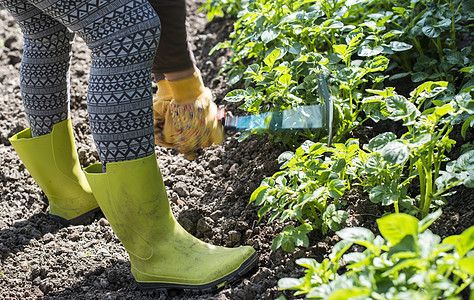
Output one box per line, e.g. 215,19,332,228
363,81,474,216
204,0,473,145
201,0,474,295
251,81,473,251
250,139,368,252
211,0,395,145
278,210,474,299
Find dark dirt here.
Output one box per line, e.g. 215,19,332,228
0,1,473,299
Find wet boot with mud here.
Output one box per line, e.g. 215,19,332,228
9,119,100,225
84,153,258,291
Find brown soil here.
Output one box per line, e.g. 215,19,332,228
0,1,473,299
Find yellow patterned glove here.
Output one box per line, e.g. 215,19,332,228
153,72,224,159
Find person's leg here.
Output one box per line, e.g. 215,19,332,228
2,0,73,137
6,0,257,289
4,0,99,225
26,0,161,165
148,0,194,81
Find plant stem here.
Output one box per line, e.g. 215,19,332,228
349,91,354,116
310,204,318,221
432,179,463,198
412,37,424,56
417,159,426,213
435,38,443,63
452,0,465,43
322,35,333,50
422,147,434,217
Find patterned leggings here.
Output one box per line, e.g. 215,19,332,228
1,0,161,164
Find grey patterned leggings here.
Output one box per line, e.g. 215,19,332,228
2,0,160,164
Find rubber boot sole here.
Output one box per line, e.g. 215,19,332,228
49,207,101,226
136,251,258,293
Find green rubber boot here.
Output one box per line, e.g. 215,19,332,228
9,119,100,225
84,154,258,291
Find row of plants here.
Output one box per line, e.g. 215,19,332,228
278,210,474,299
202,0,474,298
207,0,473,144
252,82,474,253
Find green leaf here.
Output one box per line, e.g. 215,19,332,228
453,150,474,172
275,175,287,186
282,238,296,253
385,95,420,121
460,66,474,73
278,278,304,290
333,44,348,57
328,179,346,199
344,28,364,63
258,205,271,220
457,92,474,114
368,132,397,152
382,258,424,277
337,227,375,243
422,26,441,38
369,185,398,206
278,73,292,86
329,240,353,263
345,28,364,46
331,159,346,173
459,257,474,275
227,69,244,86
296,258,318,269
418,231,441,259
387,235,416,258
245,64,260,76
418,209,442,232
321,19,344,29
457,226,474,258
289,42,302,55
271,232,283,251
389,41,413,52
264,48,282,68
412,72,429,82
346,0,370,6
358,45,384,57
377,213,419,246
392,7,407,15
434,104,454,117
301,140,316,154
224,89,247,102
261,28,281,43
250,186,268,204
407,133,431,148
390,72,410,80
381,141,410,165
328,288,370,300
278,151,294,166
366,88,396,97
411,81,448,98
328,210,347,231
293,225,310,247
462,116,474,139
366,56,389,72
446,52,464,65
437,18,452,28
435,171,459,192
466,170,474,188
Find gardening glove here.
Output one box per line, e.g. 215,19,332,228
153,71,224,160
153,80,173,147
